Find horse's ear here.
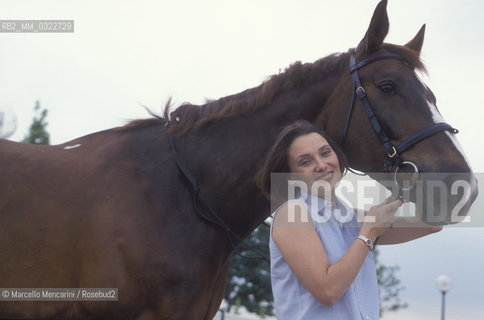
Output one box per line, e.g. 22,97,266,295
356,0,389,54
405,24,426,56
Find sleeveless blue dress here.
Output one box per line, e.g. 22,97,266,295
269,195,379,320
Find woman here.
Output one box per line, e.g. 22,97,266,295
256,120,441,320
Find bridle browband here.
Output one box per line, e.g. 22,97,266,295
343,53,458,173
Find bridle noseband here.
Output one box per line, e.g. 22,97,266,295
342,53,458,195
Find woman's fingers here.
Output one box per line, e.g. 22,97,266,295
381,200,402,224
385,199,403,213
368,200,402,224
362,201,403,238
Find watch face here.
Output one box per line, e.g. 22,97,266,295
357,235,373,249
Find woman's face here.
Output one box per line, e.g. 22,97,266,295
288,132,341,197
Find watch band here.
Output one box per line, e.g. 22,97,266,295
357,234,374,250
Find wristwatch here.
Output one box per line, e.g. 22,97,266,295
357,234,374,250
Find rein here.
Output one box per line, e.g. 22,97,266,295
167,128,269,263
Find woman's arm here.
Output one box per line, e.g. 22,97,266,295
272,200,400,307
354,207,444,245
376,217,443,245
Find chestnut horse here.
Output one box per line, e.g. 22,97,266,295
0,1,478,319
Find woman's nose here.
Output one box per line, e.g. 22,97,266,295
314,158,327,171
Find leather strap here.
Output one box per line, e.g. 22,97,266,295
349,53,407,73
349,54,403,168
395,122,458,155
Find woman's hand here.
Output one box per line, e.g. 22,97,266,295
359,199,402,242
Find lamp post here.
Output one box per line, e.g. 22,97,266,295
0,104,17,139
436,275,452,320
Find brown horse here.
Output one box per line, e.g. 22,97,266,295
0,0,478,319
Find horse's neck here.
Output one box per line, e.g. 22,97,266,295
195,55,349,164
181,59,347,238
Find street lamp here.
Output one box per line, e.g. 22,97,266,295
0,103,17,139
436,275,452,320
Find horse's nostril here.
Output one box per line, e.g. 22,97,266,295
470,176,479,202
443,173,478,221
415,172,478,225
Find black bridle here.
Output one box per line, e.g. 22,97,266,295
343,53,458,176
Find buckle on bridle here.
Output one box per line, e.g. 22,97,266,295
355,86,366,96
387,146,397,158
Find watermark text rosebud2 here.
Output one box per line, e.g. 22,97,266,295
270,172,481,227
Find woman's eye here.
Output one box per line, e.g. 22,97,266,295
299,159,310,166
320,149,331,157
379,82,395,94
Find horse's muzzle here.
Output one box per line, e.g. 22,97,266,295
416,172,479,226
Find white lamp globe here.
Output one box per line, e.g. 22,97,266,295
436,275,452,293
0,103,17,139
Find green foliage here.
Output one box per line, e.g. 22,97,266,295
224,224,274,316
22,100,50,145
374,247,408,315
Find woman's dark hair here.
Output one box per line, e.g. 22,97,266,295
256,120,348,198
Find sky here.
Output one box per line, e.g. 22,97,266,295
1,0,483,319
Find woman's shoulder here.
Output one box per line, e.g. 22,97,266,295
273,199,312,227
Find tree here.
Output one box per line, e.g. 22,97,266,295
224,224,274,317
225,223,407,317
374,247,408,315
22,100,50,145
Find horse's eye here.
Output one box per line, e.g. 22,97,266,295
378,82,395,94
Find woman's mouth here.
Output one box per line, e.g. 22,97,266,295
316,172,333,181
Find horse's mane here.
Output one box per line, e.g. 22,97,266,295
118,44,425,135
117,52,350,135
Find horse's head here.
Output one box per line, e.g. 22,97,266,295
320,0,478,225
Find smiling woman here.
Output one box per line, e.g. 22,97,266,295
256,120,348,200
261,120,442,320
